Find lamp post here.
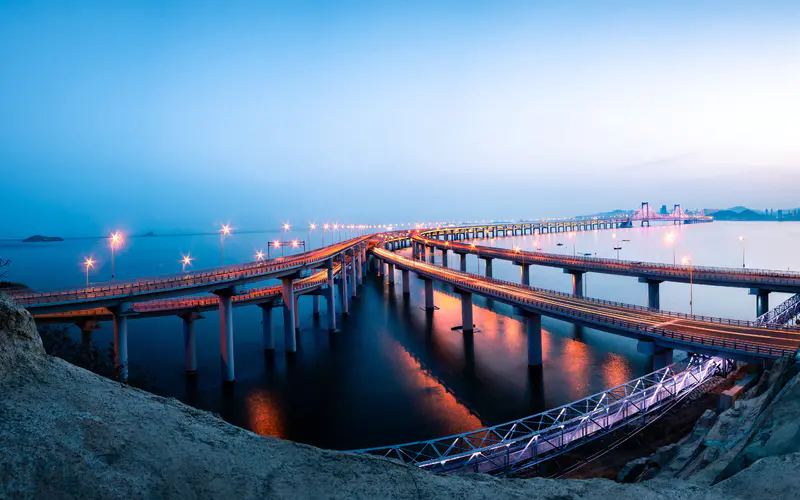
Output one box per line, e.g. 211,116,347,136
308,223,316,253
739,236,746,268
614,245,622,260
83,257,95,289
220,224,231,266
256,250,265,262
181,254,193,273
682,257,693,315
109,231,122,281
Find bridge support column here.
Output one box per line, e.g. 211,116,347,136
281,278,297,352
419,245,426,262
639,278,663,309
482,258,493,278
525,312,543,366
312,295,320,315
339,254,349,315
441,249,448,268
349,251,358,298
113,311,129,382
456,252,467,272
402,269,410,294
423,278,435,310
356,250,363,285
326,260,337,331
180,312,202,374
459,291,474,334
259,303,274,350
428,246,435,263
215,289,236,382
518,263,531,286
294,295,300,331
77,319,99,354
565,270,585,297
749,288,770,317
387,263,395,284
638,340,673,371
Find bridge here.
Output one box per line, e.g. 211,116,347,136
356,355,728,475
12,237,371,382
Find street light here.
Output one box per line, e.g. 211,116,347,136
220,224,231,266
682,257,693,315
256,250,265,261
83,257,95,288
308,223,316,252
109,231,123,281
739,236,746,268
273,239,283,258
181,254,194,273
614,245,622,260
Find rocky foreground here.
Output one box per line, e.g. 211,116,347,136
1,294,799,499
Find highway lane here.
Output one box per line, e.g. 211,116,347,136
372,247,800,357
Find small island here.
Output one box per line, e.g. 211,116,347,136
141,231,155,237
22,235,63,243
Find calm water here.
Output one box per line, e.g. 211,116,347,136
2,221,798,450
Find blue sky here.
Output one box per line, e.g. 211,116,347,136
1,1,799,236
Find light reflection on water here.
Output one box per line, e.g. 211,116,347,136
2,221,795,449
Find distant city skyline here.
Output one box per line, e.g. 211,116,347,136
1,1,798,235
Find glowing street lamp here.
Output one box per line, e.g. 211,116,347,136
665,232,676,265
83,257,95,288
256,250,265,261
181,254,194,272
333,223,340,243
220,224,232,266
273,239,283,258
322,223,330,247
739,236,746,268
308,223,316,253
682,257,693,315
109,231,123,281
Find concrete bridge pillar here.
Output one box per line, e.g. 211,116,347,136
428,246,435,263
281,277,297,352
481,257,493,278
259,303,274,350
76,319,99,354
419,245,426,262
387,263,395,284
339,254,349,315
356,249,363,285
456,252,467,272
326,259,337,332
517,263,531,286
294,295,300,331
112,308,130,382
349,251,358,298
639,278,663,309
312,295,320,315
402,269,410,294
750,288,770,317
459,291,474,334
376,257,383,276
423,278,435,310
525,312,543,366
214,288,236,382
638,340,673,371
565,270,585,297
442,249,449,268
179,312,202,374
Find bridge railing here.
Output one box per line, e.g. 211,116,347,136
413,233,800,286
374,249,796,358
356,356,723,474
14,237,369,306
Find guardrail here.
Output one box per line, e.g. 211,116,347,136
14,237,370,307
373,248,796,358
356,356,724,474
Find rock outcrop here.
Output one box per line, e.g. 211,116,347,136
1,293,798,499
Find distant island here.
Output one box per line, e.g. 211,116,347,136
141,231,155,237
22,235,63,243
706,206,800,222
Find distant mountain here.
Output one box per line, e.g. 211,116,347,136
587,209,633,218
711,209,770,221
22,235,63,243
726,206,753,214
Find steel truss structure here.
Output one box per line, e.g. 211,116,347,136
355,356,727,475
757,293,800,327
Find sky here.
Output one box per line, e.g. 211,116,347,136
1,1,799,236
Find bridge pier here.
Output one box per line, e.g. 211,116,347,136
179,311,202,374
294,295,300,331
456,252,467,272
638,340,673,371
356,249,363,285
442,249,448,268
749,288,770,317
565,270,585,297
525,312,543,366
76,319,99,354
459,291,474,333
402,269,410,294
428,245,435,263
326,259,337,331
339,254,349,314
259,303,274,350
516,262,531,286
387,263,395,284
349,250,358,298
112,308,129,382
312,295,320,315
423,278,435,310
214,287,238,382
481,257,493,278
281,277,297,352
639,278,663,309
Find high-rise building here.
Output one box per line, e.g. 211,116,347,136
659,204,668,215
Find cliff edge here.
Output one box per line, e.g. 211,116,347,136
1,294,798,499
